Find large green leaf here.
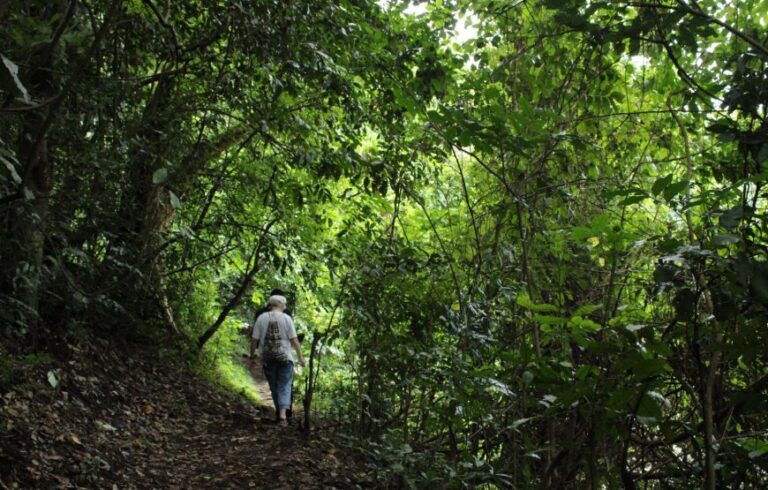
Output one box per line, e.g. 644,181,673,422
517,294,559,313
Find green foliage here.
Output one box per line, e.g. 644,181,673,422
200,352,262,407
312,1,768,487
1,0,767,487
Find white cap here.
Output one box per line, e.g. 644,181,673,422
268,295,287,306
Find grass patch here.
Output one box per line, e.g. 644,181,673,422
193,317,261,405
204,354,261,406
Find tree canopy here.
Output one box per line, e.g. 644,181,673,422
2,0,767,487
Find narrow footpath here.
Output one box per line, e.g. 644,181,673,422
244,357,275,411
0,338,365,489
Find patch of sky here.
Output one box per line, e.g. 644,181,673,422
381,1,478,46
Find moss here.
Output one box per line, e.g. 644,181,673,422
211,355,262,405
22,351,54,367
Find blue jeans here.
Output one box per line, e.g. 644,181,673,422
263,361,293,411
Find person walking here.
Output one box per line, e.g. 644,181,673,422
247,288,299,421
251,294,305,426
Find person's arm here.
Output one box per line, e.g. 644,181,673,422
250,315,262,358
290,337,305,367
249,338,259,358
285,316,305,366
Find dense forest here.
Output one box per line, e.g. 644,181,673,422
1,0,767,488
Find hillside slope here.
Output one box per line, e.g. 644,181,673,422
0,337,363,489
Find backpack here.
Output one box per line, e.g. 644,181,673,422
262,313,291,364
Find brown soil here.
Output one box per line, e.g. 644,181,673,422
0,337,366,489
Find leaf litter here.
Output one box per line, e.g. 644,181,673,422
0,337,367,489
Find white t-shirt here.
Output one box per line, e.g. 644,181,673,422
252,311,297,362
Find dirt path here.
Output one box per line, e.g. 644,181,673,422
243,357,275,410
137,392,349,489
0,339,364,489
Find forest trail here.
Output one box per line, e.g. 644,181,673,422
0,338,364,489
5,1,765,486
243,357,274,411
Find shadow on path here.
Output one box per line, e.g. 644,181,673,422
0,339,364,489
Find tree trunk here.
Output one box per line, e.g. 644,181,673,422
302,331,325,436
10,119,52,330
4,2,60,332
110,81,251,331
703,339,722,490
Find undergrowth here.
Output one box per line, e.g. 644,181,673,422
195,318,262,406
209,354,261,405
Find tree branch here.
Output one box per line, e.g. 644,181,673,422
197,217,278,348
27,0,123,174
625,1,768,57
140,0,180,60
45,0,78,64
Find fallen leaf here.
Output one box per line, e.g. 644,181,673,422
96,421,117,432
47,370,58,388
